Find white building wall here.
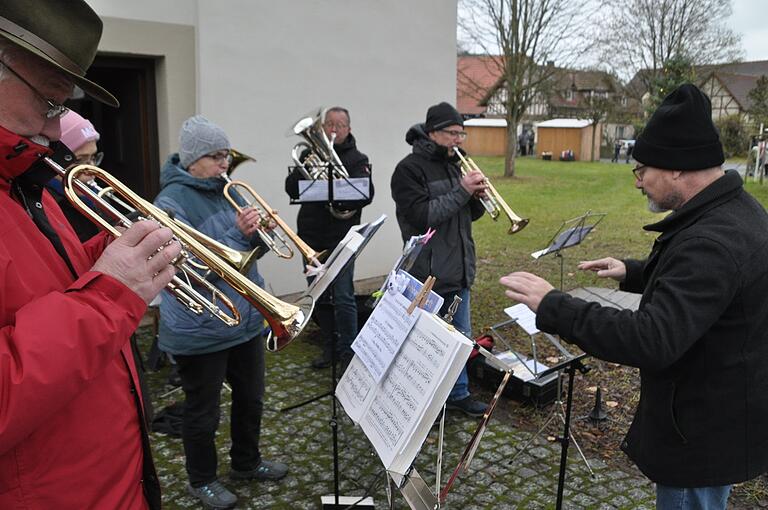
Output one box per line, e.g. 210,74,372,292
87,0,458,296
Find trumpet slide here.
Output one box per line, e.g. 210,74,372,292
43,158,313,352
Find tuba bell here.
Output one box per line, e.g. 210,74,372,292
290,107,356,220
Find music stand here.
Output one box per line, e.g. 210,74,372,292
491,314,594,510
280,216,386,509
531,210,606,290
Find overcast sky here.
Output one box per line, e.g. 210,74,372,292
459,0,768,63
731,0,768,61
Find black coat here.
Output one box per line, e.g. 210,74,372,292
391,124,485,295
284,133,373,251
537,171,768,487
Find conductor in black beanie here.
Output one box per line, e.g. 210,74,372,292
501,84,768,510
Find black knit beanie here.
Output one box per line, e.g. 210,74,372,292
424,102,464,132
633,84,724,170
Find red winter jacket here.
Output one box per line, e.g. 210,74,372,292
0,127,155,509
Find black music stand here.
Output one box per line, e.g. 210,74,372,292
493,316,594,510
532,210,606,290
279,216,386,510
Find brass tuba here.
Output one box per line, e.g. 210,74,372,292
221,149,326,266
453,148,529,234
42,157,313,352
290,107,356,220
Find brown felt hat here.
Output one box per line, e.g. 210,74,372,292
0,0,119,107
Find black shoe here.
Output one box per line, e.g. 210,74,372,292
230,460,289,481
311,355,332,369
187,480,237,509
446,396,488,418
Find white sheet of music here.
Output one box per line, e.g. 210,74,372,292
351,291,418,383
504,303,540,335
340,311,472,474
333,177,370,200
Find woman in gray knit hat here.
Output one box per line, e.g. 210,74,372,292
154,115,288,509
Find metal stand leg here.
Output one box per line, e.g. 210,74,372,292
508,369,594,475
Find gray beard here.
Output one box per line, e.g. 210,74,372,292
647,197,669,213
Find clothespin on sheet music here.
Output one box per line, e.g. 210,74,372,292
406,275,436,315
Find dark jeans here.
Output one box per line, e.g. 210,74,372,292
174,336,265,486
438,288,471,401
311,260,358,361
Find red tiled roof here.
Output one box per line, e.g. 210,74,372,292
457,55,504,115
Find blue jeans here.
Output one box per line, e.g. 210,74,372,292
438,288,471,401
311,260,357,360
656,484,732,510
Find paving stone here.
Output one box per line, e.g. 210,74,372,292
139,325,656,509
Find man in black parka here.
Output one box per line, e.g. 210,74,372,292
391,102,489,417
501,84,768,510
285,106,373,368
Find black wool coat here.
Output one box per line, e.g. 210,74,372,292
390,124,485,296
537,171,768,487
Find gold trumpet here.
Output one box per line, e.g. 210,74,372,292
43,157,313,352
222,178,326,266
453,148,529,234
218,150,296,260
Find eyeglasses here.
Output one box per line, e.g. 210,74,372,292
441,129,468,140
73,152,104,167
632,164,648,180
205,150,233,164
0,60,70,119
323,121,349,130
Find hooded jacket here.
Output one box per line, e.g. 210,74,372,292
154,155,267,356
285,133,373,250
536,171,768,487
391,124,485,295
0,126,159,509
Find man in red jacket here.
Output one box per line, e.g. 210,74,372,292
0,1,180,509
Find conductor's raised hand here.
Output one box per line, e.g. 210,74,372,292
577,257,626,281
499,271,554,313
91,220,181,304
460,169,488,195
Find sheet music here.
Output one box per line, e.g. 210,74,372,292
333,177,370,200
336,356,375,423
297,180,329,201
362,311,469,472
306,230,363,301
504,303,539,335
351,291,419,383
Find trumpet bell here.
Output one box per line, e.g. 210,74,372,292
266,294,315,352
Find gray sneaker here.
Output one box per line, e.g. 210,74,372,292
187,480,237,509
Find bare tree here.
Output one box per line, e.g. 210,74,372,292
599,0,742,88
459,0,594,177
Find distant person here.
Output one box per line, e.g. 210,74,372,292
518,131,526,156
611,140,621,163
625,141,634,163
526,130,534,156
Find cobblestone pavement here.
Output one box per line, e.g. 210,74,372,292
141,325,655,509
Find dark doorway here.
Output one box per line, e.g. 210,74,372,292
65,54,160,200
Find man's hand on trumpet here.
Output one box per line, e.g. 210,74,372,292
91,220,182,304
460,169,488,199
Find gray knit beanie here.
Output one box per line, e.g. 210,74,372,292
178,115,231,168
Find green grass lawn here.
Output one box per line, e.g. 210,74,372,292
467,156,768,334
